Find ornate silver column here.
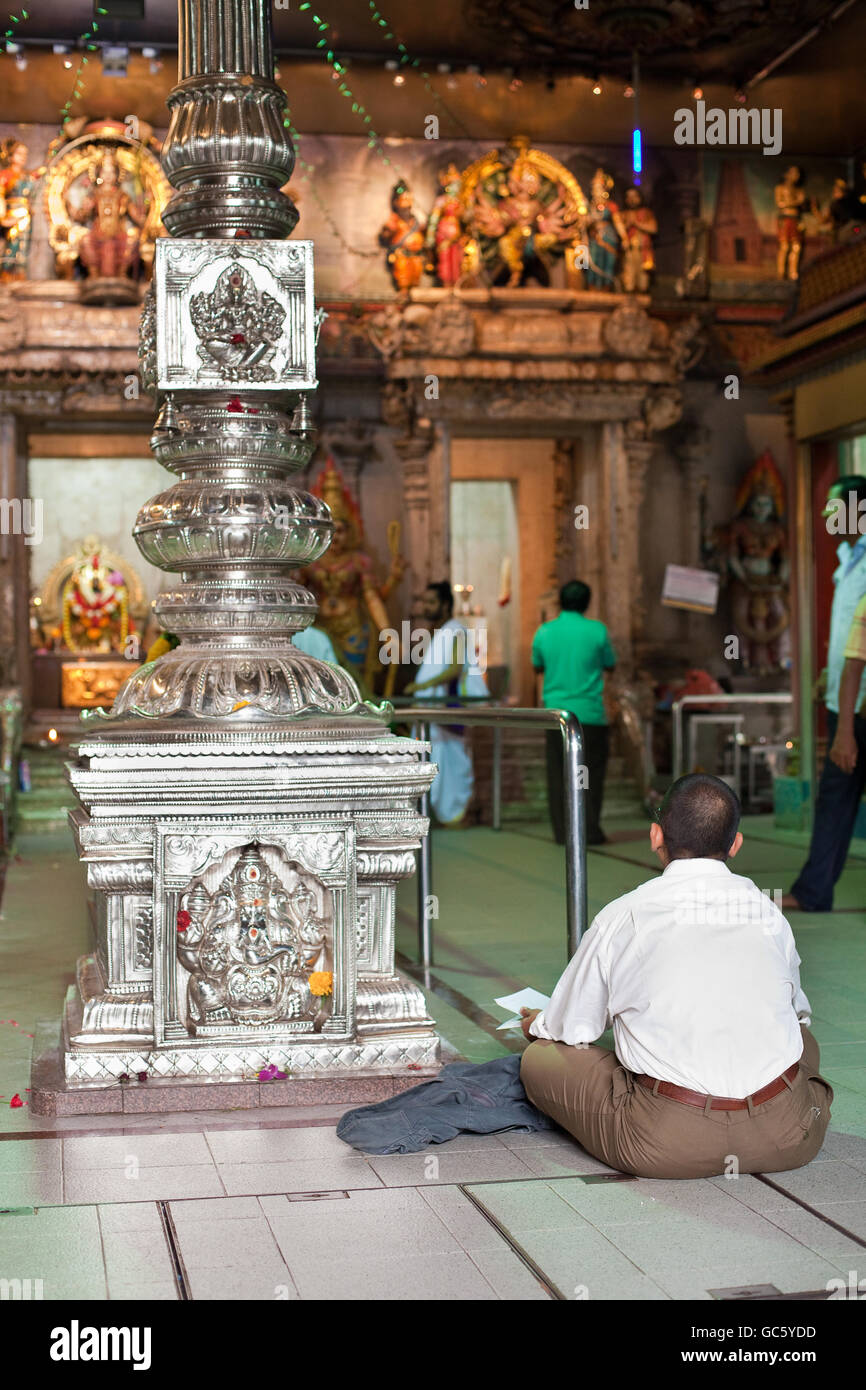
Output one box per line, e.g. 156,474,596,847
50,0,439,1098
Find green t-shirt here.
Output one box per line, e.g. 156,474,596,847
531,611,616,726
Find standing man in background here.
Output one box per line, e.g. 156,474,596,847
786,475,866,912
406,580,488,825
532,579,616,846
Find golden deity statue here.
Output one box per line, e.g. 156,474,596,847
300,462,404,695
44,118,171,303
459,137,588,288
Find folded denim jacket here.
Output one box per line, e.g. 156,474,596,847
336,1054,557,1155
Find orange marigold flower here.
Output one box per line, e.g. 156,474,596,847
308,971,333,998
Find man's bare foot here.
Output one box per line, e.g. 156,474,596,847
781,893,803,911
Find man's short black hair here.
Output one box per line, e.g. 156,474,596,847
657,773,741,860
827,474,866,507
560,580,591,613
427,580,454,616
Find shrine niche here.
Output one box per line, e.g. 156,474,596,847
704,450,790,674
31,537,147,711
44,118,171,304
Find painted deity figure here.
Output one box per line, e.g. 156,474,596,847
775,165,807,280
471,157,579,287
379,182,427,293
724,453,790,673
0,141,42,280
620,186,658,294
300,462,404,695
69,149,146,284
61,546,132,653
425,163,466,287
584,168,627,291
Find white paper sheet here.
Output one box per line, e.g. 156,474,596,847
494,987,550,1030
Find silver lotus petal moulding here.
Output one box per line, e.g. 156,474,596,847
54,0,440,1096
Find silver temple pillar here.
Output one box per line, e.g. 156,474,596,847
57,0,439,1088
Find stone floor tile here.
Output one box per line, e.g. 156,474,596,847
287,1248,500,1301
108,1280,179,1301
187,1266,300,1300
204,1125,349,1164
368,1148,535,1188
463,1179,577,1231
173,1216,286,1271
418,1184,516,1251
0,1170,63,1206
263,1185,461,1263
462,1246,555,1300
515,1148,620,1179
216,1156,382,1196
493,1225,671,1301
760,1159,866,1203
63,1164,224,1205
97,1202,164,1234
818,1131,866,1170
756,1203,866,1258
0,1139,62,1173
63,1132,213,1170
168,1195,262,1224
100,1227,175,1285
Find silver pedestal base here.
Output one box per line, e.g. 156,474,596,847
61,722,440,1096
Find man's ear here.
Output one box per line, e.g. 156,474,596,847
727,830,744,859
649,822,665,854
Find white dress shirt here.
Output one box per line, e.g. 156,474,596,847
529,857,811,1098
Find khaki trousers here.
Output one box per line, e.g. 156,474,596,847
520,1026,832,1180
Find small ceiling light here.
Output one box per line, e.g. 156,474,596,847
692,84,703,100
393,72,405,86
15,52,27,70
64,59,73,69
592,76,602,95
446,75,458,90
6,40,21,54
52,43,70,56
509,76,522,92
48,728,59,743
385,58,399,71
623,83,634,97
437,62,450,74
142,46,159,59
102,44,130,78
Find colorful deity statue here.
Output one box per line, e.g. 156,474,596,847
300,461,404,695
775,165,808,280
719,452,790,673
468,150,582,288
425,163,467,287
620,185,658,294
379,182,428,293
67,148,147,297
584,168,627,291
0,140,43,280
60,542,133,653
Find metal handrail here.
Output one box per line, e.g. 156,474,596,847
387,705,587,967
672,692,793,782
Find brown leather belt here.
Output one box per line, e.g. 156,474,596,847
634,1061,800,1111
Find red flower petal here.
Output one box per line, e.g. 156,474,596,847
10,1094,23,1107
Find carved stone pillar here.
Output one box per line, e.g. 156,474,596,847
394,427,435,605
621,421,656,668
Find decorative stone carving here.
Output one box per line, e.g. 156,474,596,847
602,302,654,358
643,388,684,434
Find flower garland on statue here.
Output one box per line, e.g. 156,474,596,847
61,565,129,650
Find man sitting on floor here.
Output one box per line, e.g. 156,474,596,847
520,774,833,1180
